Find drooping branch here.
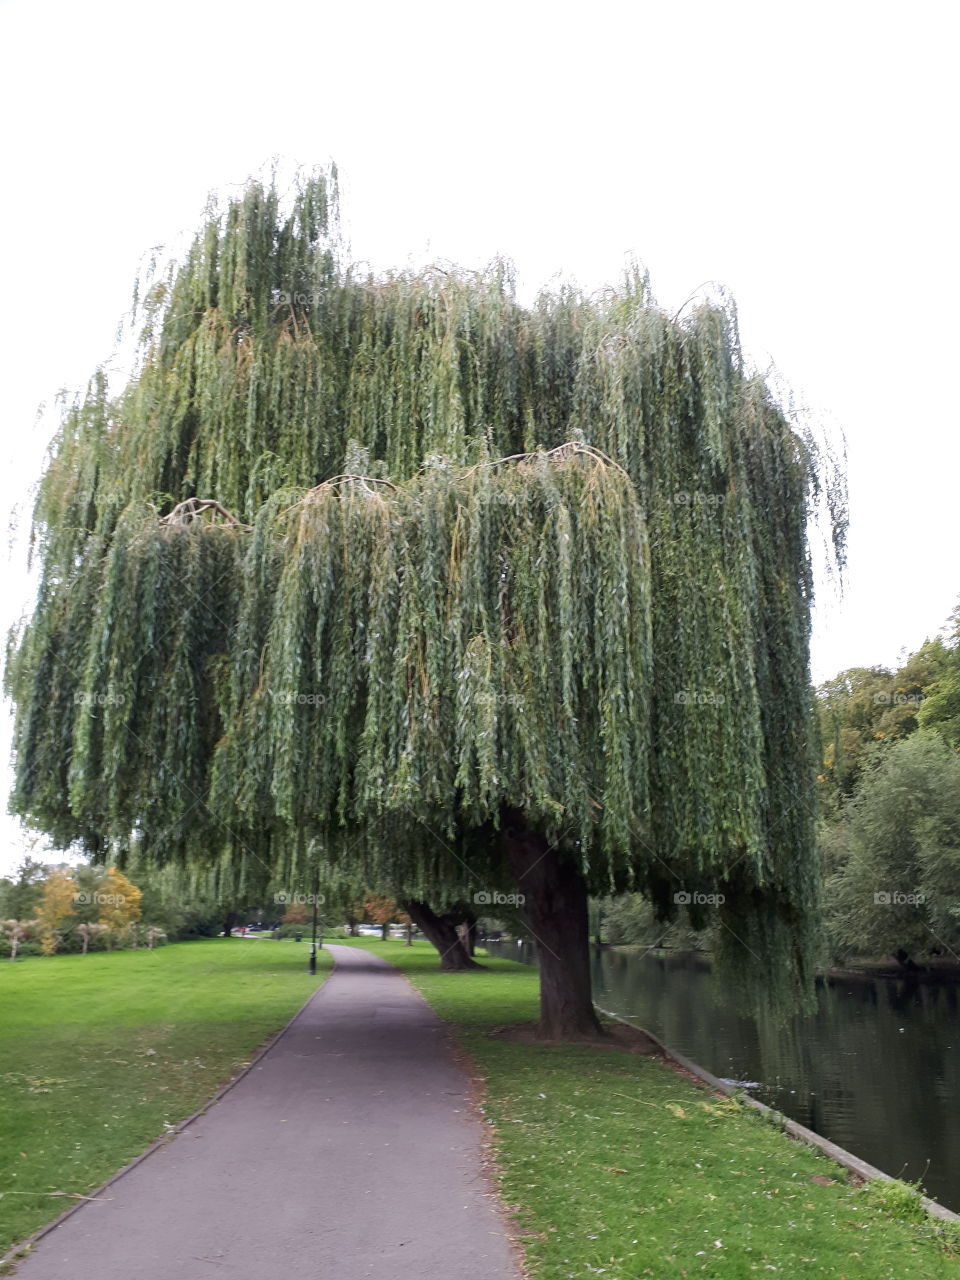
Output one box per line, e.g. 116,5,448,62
159,498,251,529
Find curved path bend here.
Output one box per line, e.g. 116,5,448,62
12,944,519,1280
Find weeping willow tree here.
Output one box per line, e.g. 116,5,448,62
6,168,845,1037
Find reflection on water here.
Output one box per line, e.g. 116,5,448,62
482,941,960,1211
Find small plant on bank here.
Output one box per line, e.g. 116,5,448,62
859,1176,927,1223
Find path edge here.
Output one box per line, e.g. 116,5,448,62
0,950,339,1271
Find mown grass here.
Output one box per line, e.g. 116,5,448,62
0,938,331,1253
337,938,960,1279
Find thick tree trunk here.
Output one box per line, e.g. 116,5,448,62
381,922,390,941
222,909,237,938
405,920,413,946
402,900,481,971
501,807,604,1039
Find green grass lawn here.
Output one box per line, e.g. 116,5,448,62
336,938,960,1280
0,938,331,1253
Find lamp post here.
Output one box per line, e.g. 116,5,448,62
309,888,318,975
307,842,323,976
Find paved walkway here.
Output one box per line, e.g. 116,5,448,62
12,945,519,1280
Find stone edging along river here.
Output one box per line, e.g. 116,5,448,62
595,1004,959,1223
483,941,960,1214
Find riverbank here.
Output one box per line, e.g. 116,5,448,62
341,938,960,1278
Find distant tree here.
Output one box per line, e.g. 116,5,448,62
816,667,902,804
815,639,952,812
598,893,708,950
400,899,482,966
918,675,960,747
917,604,960,748
0,857,48,920
145,925,166,950
97,867,143,946
280,901,308,926
361,894,405,941
2,918,36,961
75,921,108,954
35,868,78,954
344,907,360,937
824,733,960,965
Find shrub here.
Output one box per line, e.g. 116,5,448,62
0,939,42,959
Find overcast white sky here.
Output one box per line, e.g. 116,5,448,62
1,0,957,873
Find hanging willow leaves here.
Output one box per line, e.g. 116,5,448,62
6,167,846,1011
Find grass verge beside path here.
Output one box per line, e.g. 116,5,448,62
0,938,332,1253
342,938,960,1280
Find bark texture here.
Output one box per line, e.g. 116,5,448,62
402,900,482,970
501,807,604,1038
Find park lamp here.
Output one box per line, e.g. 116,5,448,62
308,885,321,975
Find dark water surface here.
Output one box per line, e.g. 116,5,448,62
483,941,960,1211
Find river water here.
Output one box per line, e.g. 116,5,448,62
482,942,960,1212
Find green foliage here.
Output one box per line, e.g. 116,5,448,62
6,170,846,1011
273,921,310,939
824,733,960,962
918,604,960,748
919,673,960,747
0,857,47,919
0,938,41,958
815,626,955,812
858,1177,928,1224
596,892,710,949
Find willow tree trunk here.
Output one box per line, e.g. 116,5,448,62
457,917,478,957
402,900,481,971
501,807,603,1038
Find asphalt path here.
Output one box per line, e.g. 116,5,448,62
12,944,519,1279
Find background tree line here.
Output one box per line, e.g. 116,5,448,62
0,858,421,957
1,859,199,957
